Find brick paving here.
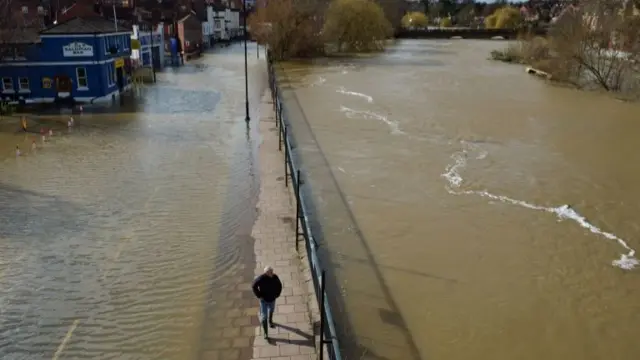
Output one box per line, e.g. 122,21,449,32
248,90,319,360
199,90,320,360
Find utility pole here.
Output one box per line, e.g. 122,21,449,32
243,0,250,122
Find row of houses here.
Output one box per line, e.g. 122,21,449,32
0,0,252,106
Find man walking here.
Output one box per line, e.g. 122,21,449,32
252,266,283,339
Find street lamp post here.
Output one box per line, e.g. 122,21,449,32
149,23,157,83
243,0,250,122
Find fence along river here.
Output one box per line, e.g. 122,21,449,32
278,39,640,360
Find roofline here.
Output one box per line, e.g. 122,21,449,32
40,16,133,35
40,31,133,38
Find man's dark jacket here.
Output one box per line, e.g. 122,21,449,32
252,274,283,302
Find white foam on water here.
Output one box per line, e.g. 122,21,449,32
340,106,405,135
337,87,374,103
310,76,326,87
441,146,638,270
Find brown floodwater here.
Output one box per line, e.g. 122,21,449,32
0,44,266,360
278,39,640,360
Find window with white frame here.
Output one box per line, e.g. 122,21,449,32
18,77,29,91
2,77,13,91
107,64,115,86
76,67,88,89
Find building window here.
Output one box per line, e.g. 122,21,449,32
76,67,88,89
15,47,25,59
18,77,29,91
107,64,115,86
105,37,111,54
2,77,13,91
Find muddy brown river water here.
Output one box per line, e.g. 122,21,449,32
278,40,640,360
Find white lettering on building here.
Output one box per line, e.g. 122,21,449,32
62,42,94,57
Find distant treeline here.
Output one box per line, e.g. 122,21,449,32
413,0,577,25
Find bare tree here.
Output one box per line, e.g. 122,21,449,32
550,0,640,91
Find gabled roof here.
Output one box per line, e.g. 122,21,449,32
40,16,132,35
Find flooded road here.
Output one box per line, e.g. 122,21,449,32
0,44,266,359
279,40,640,360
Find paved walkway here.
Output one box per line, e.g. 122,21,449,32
249,90,318,360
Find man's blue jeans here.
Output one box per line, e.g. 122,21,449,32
259,299,276,322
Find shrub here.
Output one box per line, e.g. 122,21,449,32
322,0,393,52
440,17,452,28
401,11,429,29
485,6,522,29
484,14,497,29
494,7,523,29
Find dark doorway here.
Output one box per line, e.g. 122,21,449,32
116,67,124,92
151,46,161,70
55,76,72,93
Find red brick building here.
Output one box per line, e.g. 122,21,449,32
176,12,203,59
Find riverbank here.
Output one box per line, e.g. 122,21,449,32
489,42,640,102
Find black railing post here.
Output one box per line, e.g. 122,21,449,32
295,169,301,251
284,126,289,188
275,97,279,129
278,117,282,151
319,270,326,360
273,88,278,112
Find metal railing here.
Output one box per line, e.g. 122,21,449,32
266,53,343,360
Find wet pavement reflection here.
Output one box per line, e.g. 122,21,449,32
0,43,266,360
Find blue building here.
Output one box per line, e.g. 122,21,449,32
0,16,133,105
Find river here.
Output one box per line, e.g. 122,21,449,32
278,39,640,360
0,44,266,360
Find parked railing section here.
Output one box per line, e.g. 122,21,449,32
266,53,343,360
